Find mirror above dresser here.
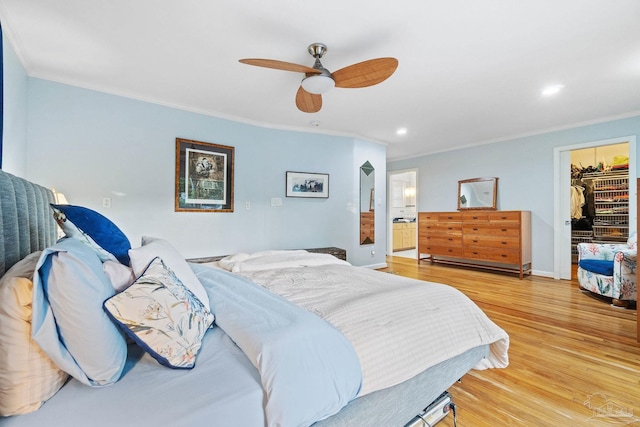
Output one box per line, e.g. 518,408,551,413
458,177,498,210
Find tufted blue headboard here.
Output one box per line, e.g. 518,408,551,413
0,170,57,276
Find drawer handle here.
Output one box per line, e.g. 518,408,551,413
448,227,453,230
448,238,453,241
472,251,479,255
473,227,478,231
472,216,479,220
501,254,508,258
501,241,507,245
472,239,479,243
501,228,507,232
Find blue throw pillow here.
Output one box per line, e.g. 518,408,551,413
51,204,131,265
579,259,614,276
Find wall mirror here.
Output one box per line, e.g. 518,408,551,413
360,161,375,244
458,177,498,210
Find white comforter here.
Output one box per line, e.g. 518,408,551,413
218,251,510,396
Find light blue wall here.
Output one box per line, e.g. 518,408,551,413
19,78,386,265
1,30,29,176
388,116,640,275
2,36,387,265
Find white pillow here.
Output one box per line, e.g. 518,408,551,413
128,237,209,308
0,253,69,416
103,260,136,292
217,253,250,271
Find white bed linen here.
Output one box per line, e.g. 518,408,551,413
219,250,350,272
223,252,509,396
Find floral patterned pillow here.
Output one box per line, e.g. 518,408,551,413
103,257,214,369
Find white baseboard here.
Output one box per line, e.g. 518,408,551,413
362,262,388,269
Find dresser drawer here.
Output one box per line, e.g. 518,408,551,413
488,211,521,223
438,212,462,222
463,224,520,237
419,212,439,222
464,234,520,248
464,247,520,264
424,244,463,258
419,223,461,237
461,211,489,222
423,235,463,246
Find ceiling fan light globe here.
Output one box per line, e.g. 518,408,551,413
301,75,335,94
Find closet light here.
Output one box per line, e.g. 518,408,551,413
396,128,408,135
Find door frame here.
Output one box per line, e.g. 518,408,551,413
553,135,637,279
387,168,419,256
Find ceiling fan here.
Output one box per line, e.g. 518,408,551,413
239,43,398,113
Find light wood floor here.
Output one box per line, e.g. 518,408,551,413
380,257,640,426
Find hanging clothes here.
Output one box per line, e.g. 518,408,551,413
582,179,595,218
571,185,585,220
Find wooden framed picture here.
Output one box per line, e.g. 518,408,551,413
285,171,329,198
175,138,234,212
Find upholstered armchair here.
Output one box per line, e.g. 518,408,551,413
576,232,637,307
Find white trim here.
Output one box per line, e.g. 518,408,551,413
361,263,388,270
388,113,640,162
386,168,419,257
532,269,554,278
12,71,389,148
553,135,637,280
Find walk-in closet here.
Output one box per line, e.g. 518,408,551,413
570,142,629,262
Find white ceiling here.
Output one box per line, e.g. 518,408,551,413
2,1,639,161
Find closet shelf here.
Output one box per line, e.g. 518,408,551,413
583,170,629,178
580,170,630,245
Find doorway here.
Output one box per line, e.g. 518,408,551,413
387,169,418,258
553,136,637,280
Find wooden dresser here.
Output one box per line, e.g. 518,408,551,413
418,210,532,279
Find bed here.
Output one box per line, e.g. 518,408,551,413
0,169,509,427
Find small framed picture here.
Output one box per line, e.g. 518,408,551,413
175,138,234,212
285,171,329,198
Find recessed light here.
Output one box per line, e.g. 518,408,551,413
396,128,408,135
542,84,565,97
309,120,321,127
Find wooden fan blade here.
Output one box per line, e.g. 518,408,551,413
239,59,321,74
332,58,398,88
295,86,322,113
